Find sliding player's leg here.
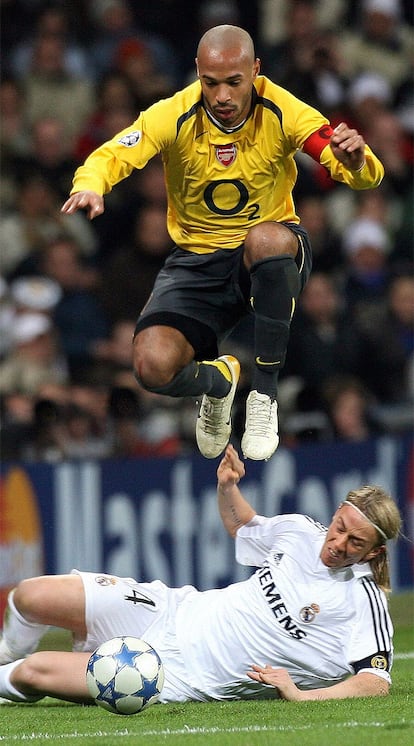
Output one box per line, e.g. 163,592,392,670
0,651,91,703
0,574,86,663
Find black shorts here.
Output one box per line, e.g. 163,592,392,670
134,222,312,360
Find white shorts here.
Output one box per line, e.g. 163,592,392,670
71,570,206,702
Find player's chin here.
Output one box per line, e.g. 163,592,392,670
320,549,342,568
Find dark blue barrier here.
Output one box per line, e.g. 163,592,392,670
1,435,413,618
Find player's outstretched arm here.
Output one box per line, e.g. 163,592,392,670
217,445,256,537
61,191,104,221
248,665,389,700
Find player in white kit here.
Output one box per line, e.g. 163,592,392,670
0,445,401,703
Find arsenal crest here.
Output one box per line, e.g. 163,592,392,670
215,143,237,166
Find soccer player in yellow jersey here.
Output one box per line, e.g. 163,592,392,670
62,25,384,461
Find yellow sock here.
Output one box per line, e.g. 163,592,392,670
201,359,232,384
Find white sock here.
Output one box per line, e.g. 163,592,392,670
1,590,50,658
0,660,43,702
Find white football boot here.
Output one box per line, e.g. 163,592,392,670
196,355,240,458
241,391,279,460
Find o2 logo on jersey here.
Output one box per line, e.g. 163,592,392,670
118,130,142,147
215,143,237,166
299,603,320,623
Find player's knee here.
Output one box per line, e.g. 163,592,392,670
13,578,42,622
12,654,44,694
244,222,297,262
134,358,165,390
133,348,175,391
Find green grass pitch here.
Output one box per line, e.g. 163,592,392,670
1,592,413,746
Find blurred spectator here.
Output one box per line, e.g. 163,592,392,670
261,1,347,118
18,31,94,140
88,0,178,86
262,0,319,81
295,195,344,274
21,398,68,463
9,275,62,316
0,313,69,397
92,319,135,384
67,383,111,442
282,272,363,401
108,386,182,457
363,109,413,199
75,101,144,259
0,174,97,279
0,77,31,160
131,156,168,209
61,403,112,459
259,0,345,48
356,273,414,408
198,0,242,34
8,4,89,80
9,115,80,200
346,72,392,133
323,375,380,442
341,217,392,321
0,391,35,460
113,38,174,109
339,0,414,89
353,189,396,229
0,276,15,359
268,3,348,200
38,237,110,383
74,71,137,161
99,204,172,324
4,274,62,358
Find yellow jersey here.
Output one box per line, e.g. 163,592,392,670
71,76,384,254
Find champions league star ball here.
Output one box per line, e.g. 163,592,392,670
86,636,164,715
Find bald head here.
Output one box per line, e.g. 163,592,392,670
197,25,255,64
195,25,260,130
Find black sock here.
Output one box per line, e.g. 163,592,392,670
141,360,231,398
250,255,300,398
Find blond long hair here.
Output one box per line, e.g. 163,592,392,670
345,486,402,593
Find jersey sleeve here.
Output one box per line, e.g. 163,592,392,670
70,98,177,196
235,514,300,566
277,86,384,190
319,142,384,189
347,577,394,684
302,125,384,189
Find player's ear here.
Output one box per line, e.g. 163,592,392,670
195,58,200,78
253,58,261,77
361,544,386,562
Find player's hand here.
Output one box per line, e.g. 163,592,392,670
248,665,306,701
217,444,245,488
330,122,366,171
61,191,104,220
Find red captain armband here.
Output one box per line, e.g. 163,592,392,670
302,125,334,161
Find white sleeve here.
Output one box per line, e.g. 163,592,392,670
235,514,286,566
347,577,394,684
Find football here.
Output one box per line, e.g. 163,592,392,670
86,636,164,715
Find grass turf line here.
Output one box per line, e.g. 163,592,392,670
0,592,413,746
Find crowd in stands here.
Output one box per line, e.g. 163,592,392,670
1,0,413,461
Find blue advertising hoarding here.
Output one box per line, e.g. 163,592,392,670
1,434,413,620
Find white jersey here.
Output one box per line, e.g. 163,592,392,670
173,514,393,699
75,514,393,702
